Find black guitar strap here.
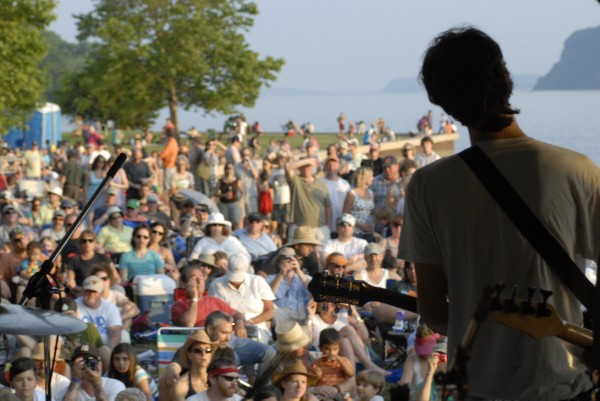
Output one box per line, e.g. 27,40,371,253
459,146,600,368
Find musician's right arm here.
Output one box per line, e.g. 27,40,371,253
415,262,448,335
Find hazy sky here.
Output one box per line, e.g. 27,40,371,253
50,1,600,93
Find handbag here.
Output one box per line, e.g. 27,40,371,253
459,145,600,368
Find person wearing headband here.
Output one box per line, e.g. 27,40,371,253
185,357,242,401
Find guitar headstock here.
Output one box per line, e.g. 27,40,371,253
307,272,368,306
490,286,563,339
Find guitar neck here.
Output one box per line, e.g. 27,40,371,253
367,285,418,313
558,323,593,349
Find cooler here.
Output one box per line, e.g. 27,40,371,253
133,274,177,324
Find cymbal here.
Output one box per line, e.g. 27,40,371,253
0,304,87,335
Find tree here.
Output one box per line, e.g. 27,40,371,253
64,0,285,131
0,0,56,133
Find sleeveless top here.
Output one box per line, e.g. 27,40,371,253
87,171,104,201
354,268,389,288
219,179,239,203
349,189,374,234
187,372,199,399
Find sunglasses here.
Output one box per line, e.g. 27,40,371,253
218,375,238,382
152,230,164,235
191,348,212,355
4,211,16,215
136,235,149,239
12,237,25,242
80,238,95,243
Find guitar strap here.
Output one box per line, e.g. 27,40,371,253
459,145,600,369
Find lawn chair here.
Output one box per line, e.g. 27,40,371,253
156,326,200,376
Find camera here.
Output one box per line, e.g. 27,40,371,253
84,356,98,371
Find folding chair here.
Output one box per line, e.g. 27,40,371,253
156,327,200,376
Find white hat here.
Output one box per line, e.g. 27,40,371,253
203,212,232,228
83,275,104,292
48,187,63,197
337,213,356,227
227,253,250,282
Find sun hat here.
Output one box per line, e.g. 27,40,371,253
193,253,217,269
272,359,318,386
31,342,63,361
82,275,104,293
286,226,321,246
336,213,356,227
414,333,441,356
227,253,250,283
275,320,311,352
47,187,63,197
203,212,232,229
177,329,219,370
365,243,383,256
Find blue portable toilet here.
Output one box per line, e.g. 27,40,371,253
4,103,62,149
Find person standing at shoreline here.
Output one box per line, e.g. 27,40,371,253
398,26,600,400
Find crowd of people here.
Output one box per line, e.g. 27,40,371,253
0,111,448,401
9,24,589,401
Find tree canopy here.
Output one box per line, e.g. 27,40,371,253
60,0,285,131
0,0,56,133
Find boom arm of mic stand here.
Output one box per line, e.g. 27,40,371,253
19,153,127,306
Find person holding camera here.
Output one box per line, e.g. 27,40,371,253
62,344,125,401
266,247,311,326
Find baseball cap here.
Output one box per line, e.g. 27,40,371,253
53,209,66,218
337,213,356,227
47,187,63,197
227,254,250,283
383,155,399,167
326,253,348,267
247,212,261,222
196,203,209,212
278,247,296,258
127,199,140,209
72,344,101,361
82,275,104,293
9,227,25,241
147,193,159,203
339,141,349,150
106,187,119,196
2,204,17,214
107,206,123,217
60,199,75,209
365,243,383,256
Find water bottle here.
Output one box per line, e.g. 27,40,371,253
394,311,405,332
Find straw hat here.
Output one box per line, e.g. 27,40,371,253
31,342,63,362
203,212,232,229
286,226,321,246
176,329,219,369
272,359,318,386
275,320,311,352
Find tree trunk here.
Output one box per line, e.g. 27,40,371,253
168,86,179,133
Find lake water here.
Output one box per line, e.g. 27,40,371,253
160,90,600,166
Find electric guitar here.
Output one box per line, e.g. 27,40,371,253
307,272,418,312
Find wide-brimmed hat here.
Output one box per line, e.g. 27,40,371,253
193,253,217,269
275,320,311,352
415,333,441,356
177,329,219,369
272,359,318,386
286,226,321,246
203,212,232,229
32,342,63,362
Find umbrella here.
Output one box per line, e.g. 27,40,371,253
178,189,218,212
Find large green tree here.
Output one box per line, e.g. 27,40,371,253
62,0,284,131
0,0,56,133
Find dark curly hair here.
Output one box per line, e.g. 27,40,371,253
420,26,519,133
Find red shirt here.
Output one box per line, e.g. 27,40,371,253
171,295,235,327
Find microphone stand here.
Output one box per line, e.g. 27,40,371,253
18,152,127,401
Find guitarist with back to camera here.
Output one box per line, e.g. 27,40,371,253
398,26,600,401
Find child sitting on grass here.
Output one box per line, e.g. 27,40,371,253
310,328,355,400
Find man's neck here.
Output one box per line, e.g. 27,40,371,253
207,387,228,401
325,172,338,180
468,118,527,145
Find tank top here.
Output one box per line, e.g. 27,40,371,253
219,179,239,203
186,372,199,399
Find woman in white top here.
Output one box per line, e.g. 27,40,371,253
189,213,250,260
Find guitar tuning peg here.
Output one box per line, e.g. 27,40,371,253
503,285,519,314
536,289,553,317
492,283,505,310
519,287,536,315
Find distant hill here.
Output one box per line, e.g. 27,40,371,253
381,74,539,93
534,26,600,90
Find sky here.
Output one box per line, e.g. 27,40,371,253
49,0,600,94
